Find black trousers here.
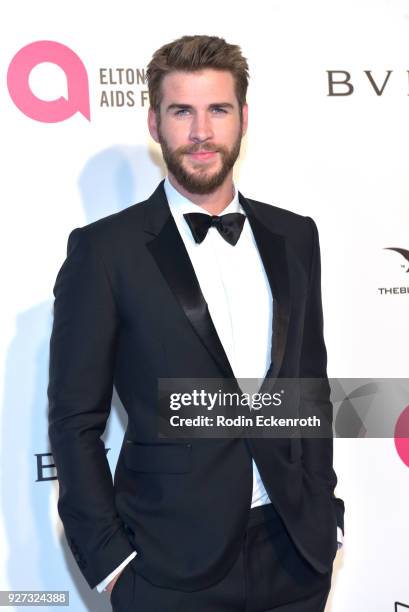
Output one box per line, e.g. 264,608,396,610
110,502,333,612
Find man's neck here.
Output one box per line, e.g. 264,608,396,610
167,173,235,215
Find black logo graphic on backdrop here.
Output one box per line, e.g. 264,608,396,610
378,247,409,296
385,247,409,272
395,602,409,611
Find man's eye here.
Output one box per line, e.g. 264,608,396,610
212,107,228,114
175,109,190,116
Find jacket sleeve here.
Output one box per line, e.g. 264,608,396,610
47,227,134,588
299,217,345,535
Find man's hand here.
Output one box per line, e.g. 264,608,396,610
106,570,123,595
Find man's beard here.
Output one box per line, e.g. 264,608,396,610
157,125,243,195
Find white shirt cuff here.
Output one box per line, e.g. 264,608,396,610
95,551,137,593
337,526,344,550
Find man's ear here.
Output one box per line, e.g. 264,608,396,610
241,103,248,137
148,107,160,143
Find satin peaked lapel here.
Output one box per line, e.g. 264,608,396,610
144,181,235,379
238,193,291,382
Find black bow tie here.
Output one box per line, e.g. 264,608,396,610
183,212,246,246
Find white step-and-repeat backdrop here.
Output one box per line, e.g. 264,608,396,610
1,1,408,610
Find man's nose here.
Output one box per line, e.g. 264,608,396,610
189,112,213,143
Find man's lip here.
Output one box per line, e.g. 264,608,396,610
188,151,218,160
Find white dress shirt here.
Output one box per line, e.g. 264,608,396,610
96,177,342,592
164,177,274,511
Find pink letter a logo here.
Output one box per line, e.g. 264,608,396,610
7,41,90,123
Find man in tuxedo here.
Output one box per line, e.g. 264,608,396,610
48,34,345,611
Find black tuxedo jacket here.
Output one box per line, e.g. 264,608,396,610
48,180,345,591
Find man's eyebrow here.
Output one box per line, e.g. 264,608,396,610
165,102,235,112
209,103,234,110
166,104,193,112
